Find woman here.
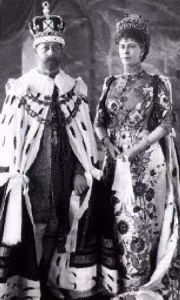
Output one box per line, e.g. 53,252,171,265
94,14,180,300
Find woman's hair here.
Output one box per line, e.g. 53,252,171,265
115,28,150,62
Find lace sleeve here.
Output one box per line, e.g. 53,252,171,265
149,76,173,133
94,76,115,140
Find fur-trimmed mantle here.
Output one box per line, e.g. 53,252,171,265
0,68,101,246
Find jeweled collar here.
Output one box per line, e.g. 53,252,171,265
122,64,145,80
123,63,142,75
121,70,145,80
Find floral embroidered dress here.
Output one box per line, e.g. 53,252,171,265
94,70,180,299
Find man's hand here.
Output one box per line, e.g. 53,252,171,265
103,136,120,159
107,143,120,159
73,174,88,195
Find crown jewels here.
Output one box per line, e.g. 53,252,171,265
116,14,149,36
29,1,65,48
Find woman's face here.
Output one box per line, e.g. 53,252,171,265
118,38,143,67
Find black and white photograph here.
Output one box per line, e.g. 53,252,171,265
0,0,180,299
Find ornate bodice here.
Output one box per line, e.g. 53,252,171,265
95,70,172,150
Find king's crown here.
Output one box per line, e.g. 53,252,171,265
29,1,65,47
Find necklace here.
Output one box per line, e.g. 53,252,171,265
117,69,145,94
123,63,142,76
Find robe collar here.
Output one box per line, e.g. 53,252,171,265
19,68,76,97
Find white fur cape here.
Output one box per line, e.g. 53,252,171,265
0,68,101,246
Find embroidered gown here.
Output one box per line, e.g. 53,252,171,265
94,70,180,299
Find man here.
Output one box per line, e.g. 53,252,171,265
0,2,100,299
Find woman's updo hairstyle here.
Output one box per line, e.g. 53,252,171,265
115,14,150,62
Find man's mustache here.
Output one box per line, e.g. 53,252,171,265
46,56,59,63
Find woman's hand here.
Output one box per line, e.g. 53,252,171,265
123,147,138,161
123,135,151,161
73,174,88,195
103,136,120,159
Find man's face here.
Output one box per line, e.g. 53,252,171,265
35,42,63,71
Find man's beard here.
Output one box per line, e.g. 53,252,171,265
44,57,60,70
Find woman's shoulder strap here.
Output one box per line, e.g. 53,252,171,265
105,75,116,87
102,75,116,97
